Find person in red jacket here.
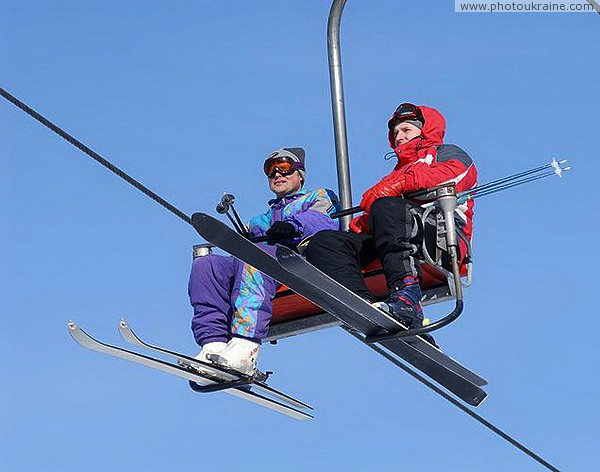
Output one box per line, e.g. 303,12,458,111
305,103,477,334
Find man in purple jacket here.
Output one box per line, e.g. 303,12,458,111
189,147,339,376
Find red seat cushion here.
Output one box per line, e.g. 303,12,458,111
271,259,468,325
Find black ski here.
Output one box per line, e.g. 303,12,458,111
68,321,313,420
117,318,312,410
275,247,487,403
191,212,487,406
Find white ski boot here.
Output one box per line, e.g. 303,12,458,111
191,341,227,376
210,337,260,376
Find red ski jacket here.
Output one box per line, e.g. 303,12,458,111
351,105,477,240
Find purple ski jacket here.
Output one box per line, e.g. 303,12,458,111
248,188,340,252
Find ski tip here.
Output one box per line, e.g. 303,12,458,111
67,320,77,330
191,212,208,225
275,245,295,260
190,212,216,240
471,391,489,407
119,318,129,329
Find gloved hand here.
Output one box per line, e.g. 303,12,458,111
349,213,370,234
360,173,406,213
266,221,298,240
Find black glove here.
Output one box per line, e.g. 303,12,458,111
266,221,298,240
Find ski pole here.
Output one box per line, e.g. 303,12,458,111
330,159,569,218
215,193,235,215
329,184,467,218
228,203,248,236
457,167,571,204
217,200,243,234
216,194,248,236
214,194,296,243
459,159,567,198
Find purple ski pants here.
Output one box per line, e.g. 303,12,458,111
188,247,278,346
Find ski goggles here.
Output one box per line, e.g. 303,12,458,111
263,156,304,178
389,103,425,128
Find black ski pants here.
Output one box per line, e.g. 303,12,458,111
305,196,442,301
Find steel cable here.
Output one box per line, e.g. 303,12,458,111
1,87,192,226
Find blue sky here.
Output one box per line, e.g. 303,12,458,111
2,1,598,471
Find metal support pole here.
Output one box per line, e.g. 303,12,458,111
437,186,464,302
327,0,352,230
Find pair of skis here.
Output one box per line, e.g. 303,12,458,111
191,212,489,407
68,319,313,420
68,211,487,420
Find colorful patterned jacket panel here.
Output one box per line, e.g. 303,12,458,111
249,188,340,250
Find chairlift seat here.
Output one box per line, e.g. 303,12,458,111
267,255,470,342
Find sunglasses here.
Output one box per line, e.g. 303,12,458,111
392,103,424,124
264,157,303,178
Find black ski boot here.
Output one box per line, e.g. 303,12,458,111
374,289,438,348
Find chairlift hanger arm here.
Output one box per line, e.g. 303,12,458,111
327,0,352,230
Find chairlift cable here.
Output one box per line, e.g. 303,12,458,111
1,87,192,226
344,327,559,471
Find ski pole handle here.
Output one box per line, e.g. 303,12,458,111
216,193,235,214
